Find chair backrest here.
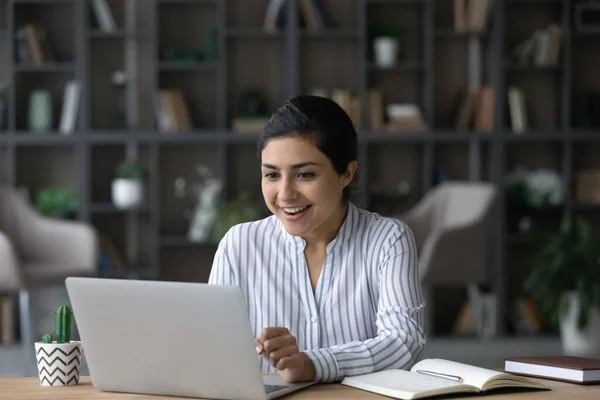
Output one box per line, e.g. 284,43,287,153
417,181,498,285
436,182,497,229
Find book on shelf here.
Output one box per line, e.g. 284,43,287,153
454,0,494,32
508,86,527,134
341,358,548,400
155,89,192,133
59,80,81,135
511,24,562,67
505,356,600,385
91,0,117,33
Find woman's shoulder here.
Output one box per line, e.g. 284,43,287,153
353,205,415,251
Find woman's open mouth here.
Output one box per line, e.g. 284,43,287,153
281,205,312,221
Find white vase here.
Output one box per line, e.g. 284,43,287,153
559,292,600,357
35,341,83,386
112,179,144,209
373,37,398,68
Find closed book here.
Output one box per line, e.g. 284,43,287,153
505,356,600,384
341,358,547,400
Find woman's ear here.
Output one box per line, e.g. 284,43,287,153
340,161,358,188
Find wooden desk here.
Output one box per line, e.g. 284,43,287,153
0,375,598,399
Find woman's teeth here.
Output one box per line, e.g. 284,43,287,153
283,206,306,214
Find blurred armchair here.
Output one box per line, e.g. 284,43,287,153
0,186,97,375
398,182,498,334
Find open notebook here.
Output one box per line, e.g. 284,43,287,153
341,358,549,400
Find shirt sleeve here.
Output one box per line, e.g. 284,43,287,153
208,230,238,286
302,223,426,383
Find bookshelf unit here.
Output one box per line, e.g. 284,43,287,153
0,0,598,343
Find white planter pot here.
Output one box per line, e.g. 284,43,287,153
112,179,144,209
559,292,600,357
373,37,398,68
35,341,83,386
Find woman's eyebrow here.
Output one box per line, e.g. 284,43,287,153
261,162,321,170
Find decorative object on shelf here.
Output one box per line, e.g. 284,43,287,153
231,87,270,133
575,1,600,33
112,160,147,210
28,89,53,133
505,167,563,234
112,70,128,129
509,25,562,67
34,186,79,219
174,164,224,243
35,304,84,387
523,216,600,356
0,80,7,130
210,191,261,244
370,20,406,67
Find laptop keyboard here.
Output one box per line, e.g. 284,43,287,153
264,384,288,394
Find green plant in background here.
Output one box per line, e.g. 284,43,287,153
115,160,147,181
210,191,261,243
523,216,600,330
370,20,407,39
35,186,79,218
42,304,74,344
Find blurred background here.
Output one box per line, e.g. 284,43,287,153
1,0,600,377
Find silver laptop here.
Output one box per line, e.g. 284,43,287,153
65,277,316,400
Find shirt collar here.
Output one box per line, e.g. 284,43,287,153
280,202,359,253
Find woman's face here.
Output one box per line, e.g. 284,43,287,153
261,135,356,240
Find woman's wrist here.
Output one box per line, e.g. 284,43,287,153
300,352,316,381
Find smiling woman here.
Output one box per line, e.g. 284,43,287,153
208,95,426,384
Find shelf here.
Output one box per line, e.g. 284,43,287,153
300,29,358,40
505,63,561,72
503,132,567,141
158,61,218,72
11,133,78,145
157,0,218,4
225,28,283,39
13,0,73,3
90,202,151,214
367,61,424,72
368,0,426,4
98,267,156,280
160,235,218,247
14,63,75,73
88,29,152,39
571,131,600,141
435,29,488,39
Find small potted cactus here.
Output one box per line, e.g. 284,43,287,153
35,304,84,387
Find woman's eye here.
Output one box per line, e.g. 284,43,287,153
264,172,279,180
298,172,314,179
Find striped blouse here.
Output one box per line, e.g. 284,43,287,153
208,202,426,382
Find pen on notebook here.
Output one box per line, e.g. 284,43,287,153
415,370,463,383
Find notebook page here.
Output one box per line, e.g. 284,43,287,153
342,369,473,399
411,359,502,389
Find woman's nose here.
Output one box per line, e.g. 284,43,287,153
278,179,297,201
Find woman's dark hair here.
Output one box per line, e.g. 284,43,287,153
257,95,358,202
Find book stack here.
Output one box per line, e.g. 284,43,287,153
385,103,426,132
155,90,193,133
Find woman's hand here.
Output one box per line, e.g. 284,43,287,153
256,327,316,383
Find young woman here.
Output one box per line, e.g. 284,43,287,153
208,95,425,384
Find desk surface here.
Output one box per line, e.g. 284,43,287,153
0,375,599,399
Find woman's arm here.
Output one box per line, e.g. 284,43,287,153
302,224,426,382
207,231,238,286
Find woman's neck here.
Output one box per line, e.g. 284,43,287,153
302,202,349,251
